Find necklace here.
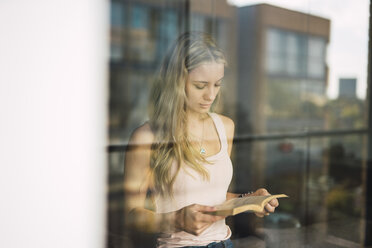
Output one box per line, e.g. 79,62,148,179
200,117,206,155
188,115,207,155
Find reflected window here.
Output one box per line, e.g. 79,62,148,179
286,33,299,75
128,5,156,62
111,2,125,28
266,28,326,79
191,14,205,32
266,28,284,74
308,37,326,78
110,2,125,61
131,5,149,29
157,10,179,59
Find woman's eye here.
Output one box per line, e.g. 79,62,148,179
215,84,221,87
195,85,205,89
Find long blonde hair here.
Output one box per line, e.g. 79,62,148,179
148,32,227,196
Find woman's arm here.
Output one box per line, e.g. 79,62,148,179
219,115,235,157
220,115,238,201
123,123,158,232
219,116,279,215
226,192,240,200
123,123,224,235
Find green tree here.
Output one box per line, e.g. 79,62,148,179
325,97,366,130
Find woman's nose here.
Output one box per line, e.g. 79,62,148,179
204,87,216,101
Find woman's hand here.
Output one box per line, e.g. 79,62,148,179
251,188,279,217
174,204,225,236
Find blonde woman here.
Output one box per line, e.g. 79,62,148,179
124,32,279,248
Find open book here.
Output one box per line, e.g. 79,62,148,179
209,194,288,216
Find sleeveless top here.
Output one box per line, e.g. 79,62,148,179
154,113,233,248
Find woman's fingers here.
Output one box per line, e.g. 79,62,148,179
252,188,280,216
254,188,269,196
179,204,225,235
183,220,209,236
197,211,224,223
193,204,216,213
269,198,279,208
188,221,212,236
264,198,279,214
255,212,265,218
264,203,275,213
255,207,272,217
193,205,224,223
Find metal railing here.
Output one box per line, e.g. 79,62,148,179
107,128,369,152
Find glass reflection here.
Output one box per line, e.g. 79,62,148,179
107,0,370,247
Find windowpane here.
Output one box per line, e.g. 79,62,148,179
131,5,149,29
111,2,125,27
108,1,371,247
308,37,326,78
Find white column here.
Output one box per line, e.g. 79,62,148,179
0,0,108,248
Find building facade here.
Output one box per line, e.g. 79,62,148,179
236,4,331,226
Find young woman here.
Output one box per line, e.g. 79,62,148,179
123,32,279,248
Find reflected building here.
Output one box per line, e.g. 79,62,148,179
109,1,188,146
235,4,331,225
237,3,330,135
339,78,357,98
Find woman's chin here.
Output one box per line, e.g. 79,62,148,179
198,107,210,113
186,107,210,115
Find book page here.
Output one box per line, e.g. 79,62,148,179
215,194,287,211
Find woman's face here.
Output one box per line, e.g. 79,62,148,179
185,62,224,114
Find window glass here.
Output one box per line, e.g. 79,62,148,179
107,1,371,247
131,5,149,29
109,2,125,61
286,32,299,76
308,36,326,78
110,1,125,27
191,14,205,32
266,28,283,74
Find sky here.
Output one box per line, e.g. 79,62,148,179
228,0,370,99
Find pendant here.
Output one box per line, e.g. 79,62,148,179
200,147,206,155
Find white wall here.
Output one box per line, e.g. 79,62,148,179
0,0,108,247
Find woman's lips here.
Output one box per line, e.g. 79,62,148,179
200,103,212,108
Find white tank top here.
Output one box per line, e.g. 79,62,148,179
154,112,233,248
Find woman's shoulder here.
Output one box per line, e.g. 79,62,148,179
129,121,154,146
211,113,234,140
213,113,234,130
